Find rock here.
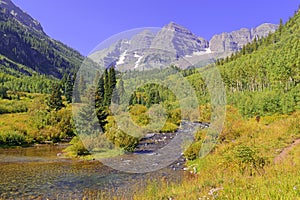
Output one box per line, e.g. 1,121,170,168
90,21,278,71
152,22,209,57
209,23,278,53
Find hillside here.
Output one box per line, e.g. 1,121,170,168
128,8,300,200
184,9,300,117
0,0,84,79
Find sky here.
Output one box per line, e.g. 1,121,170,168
12,0,299,56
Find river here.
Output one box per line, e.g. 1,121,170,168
0,144,186,199
0,122,204,199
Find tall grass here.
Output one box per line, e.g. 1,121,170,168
131,110,300,199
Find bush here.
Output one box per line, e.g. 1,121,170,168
0,131,27,146
160,122,178,133
105,116,139,152
0,99,28,114
184,141,202,160
64,136,90,156
233,145,267,175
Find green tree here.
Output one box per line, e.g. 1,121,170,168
78,75,86,95
278,18,283,35
103,69,109,105
95,74,105,107
48,83,64,110
0,83,8,99
64,74,73,103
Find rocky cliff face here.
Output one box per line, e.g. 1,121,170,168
151,22,209,57
90,22,278,70
209,23,279,53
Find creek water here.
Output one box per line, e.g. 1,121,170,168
0,122,204,199
0,143,184,199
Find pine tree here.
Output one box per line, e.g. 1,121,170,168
108,67,117,104
0,83,8,99
72,74,81,103
278,18,283,35
76,103,102,135
96,106,109,131
78,75,86,95
95,74,105,107
48,83,64,110
103,69,109,106
65,74,73,103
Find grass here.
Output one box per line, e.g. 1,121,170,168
85,109,299,200
1,92,299,199
130,109,300,200
51,108,300,200
0,93,74,146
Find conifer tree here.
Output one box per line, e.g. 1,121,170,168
0,83,8,99
103,69,109,106
65,74,73,103
48,83,64,110
278,18,283,35
95,74,105,107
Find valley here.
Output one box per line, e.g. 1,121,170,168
0,0,299,199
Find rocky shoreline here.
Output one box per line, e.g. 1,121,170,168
133,121,210,171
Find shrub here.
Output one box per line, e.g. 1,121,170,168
184,141,202,160
105,116,139,152
160,122,178,133
233,145,267,175
64,136,90,156
0,131,27,146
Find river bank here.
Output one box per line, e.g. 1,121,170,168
0,121,207,199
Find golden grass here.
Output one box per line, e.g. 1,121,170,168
131,110,300,200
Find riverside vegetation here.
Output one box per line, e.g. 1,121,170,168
0,6,299,200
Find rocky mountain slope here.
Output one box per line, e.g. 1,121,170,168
0,0,84,78
90,22,278,71
210,23,279,53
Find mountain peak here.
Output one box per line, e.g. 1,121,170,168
0,0,44,33
164,21,190,32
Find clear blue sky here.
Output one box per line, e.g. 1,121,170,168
12,0,299,56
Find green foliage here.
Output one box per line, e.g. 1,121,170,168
64,136,90,156
0,98,28,114
159,122,178,133
74,103,101,136
47,83,64,111
0,94,75,145
184,141,202,160
0,83,8,99
233,145,267,175
0,10,84,79
100,67,117,106
64,74,74,103
0,131,27,146
182,9,300,118
129,104,150,126
105,116,139,152
95,73,105,107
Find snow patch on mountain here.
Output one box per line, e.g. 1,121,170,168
134,53,143,68
185,48,212,58
116,50,127,65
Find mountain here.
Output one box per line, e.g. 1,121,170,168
151,22,209,57
209,23,279,53
90,22,278,71
0,0,44,33
0,0,84,78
